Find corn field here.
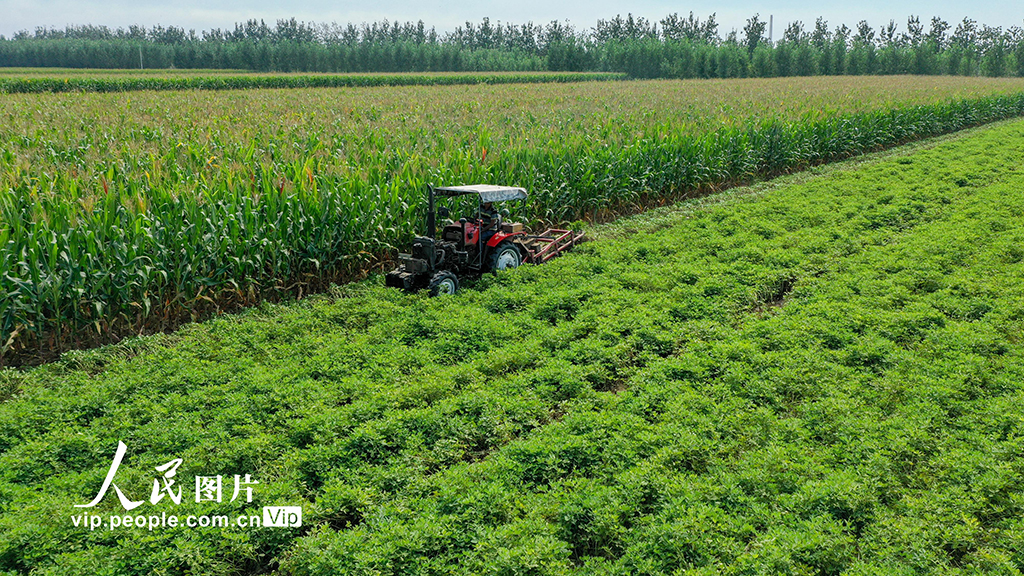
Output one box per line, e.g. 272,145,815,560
3,75,1024,363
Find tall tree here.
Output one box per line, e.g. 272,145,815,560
743,14,767,54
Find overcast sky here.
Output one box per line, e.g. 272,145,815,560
1,0,1021,39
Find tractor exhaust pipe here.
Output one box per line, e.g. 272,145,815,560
426,184,436,239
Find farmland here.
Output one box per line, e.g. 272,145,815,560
3,75,1024,363
0,71,626,94
1,118,1022,574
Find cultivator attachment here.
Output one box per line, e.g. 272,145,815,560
515,229,585,264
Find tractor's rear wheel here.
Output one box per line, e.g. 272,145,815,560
428,271,459,296
489,242,522,273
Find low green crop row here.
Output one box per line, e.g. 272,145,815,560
0,71,626,93
1,119,1022,574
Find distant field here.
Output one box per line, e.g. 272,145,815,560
0,70,627,93
1,118,1022,574
2,75,1024,362
0,67,253,75
0,68,616,77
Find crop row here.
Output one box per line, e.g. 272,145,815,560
0,71,626,93
2,78,1024,362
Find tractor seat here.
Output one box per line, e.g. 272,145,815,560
442,223,462,242
443,222,480,244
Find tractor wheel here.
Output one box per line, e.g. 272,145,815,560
428,271,459,297
489,242,522,273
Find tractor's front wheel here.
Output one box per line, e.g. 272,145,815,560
489,242,522,273
428,271,459,297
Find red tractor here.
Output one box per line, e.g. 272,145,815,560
386,185,584,295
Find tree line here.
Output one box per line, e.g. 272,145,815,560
1,13,1022,77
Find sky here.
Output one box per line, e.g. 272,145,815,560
0,0,1021,40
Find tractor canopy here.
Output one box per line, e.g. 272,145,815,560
433,185,528,203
